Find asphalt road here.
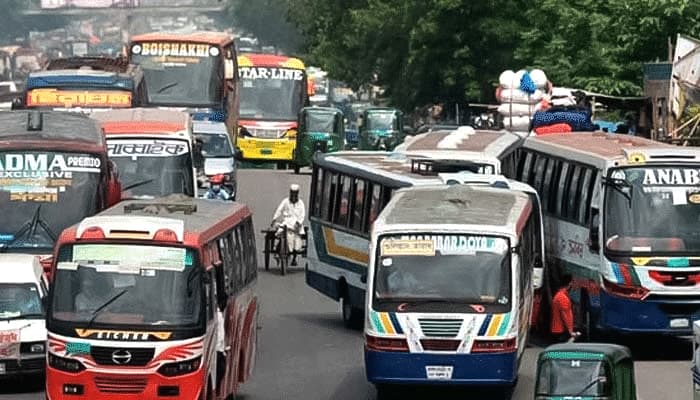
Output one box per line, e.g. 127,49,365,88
0,169,693,399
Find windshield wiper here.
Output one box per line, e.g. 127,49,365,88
122,178,154,191
85,289,128,330
0,313,44,321
0,205,57,253
603,177,633,207
156,82,179,94
573,376,606,397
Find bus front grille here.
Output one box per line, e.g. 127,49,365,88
420,339,461,351
418,319,462,337
94,375,147,394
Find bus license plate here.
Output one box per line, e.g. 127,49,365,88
260,149,273,155
426,365,453,380
670,318,689,328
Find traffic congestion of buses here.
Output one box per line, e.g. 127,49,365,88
0,6,698,400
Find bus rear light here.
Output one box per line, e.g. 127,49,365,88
153,229,179,242
471,338,516,353
365,334,409,352
79,227,105,240
602,278,650,300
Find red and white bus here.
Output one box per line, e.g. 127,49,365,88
46,195,258,399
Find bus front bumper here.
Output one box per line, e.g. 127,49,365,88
46,366,204,400
364,349,517,385
237,137,295,161
598,290,700,335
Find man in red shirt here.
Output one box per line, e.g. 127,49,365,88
550,273,580,342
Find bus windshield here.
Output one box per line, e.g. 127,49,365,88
132,52,222,107
108,138,194,197
0,151,102,253
373,234,511,312
196,133,232,158
0,283,43,320
51,244,202,328
367,113,397,131
239,69,304,120
605,166,700,254
536,359,609,397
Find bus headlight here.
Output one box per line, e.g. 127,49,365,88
48,353,85,373
157,356,202,377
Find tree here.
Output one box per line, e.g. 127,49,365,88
226,0,304,53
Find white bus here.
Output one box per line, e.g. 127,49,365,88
364,184,540,395
307,128,542,328
509,131,700,337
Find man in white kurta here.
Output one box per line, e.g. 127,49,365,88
273,184,306,266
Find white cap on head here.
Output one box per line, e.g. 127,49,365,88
290,184,300,192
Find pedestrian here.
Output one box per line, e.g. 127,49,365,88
550,273,580,342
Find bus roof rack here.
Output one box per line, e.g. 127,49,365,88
45,56,132,73
410,159,482,175
124,203,197,215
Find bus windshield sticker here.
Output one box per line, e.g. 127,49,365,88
641,168,700,186
108,140,189,158
395,235,508,255
132,42,218,58
72,244,186,272
381,239,435,257
239,67,304,81
26,89,132,108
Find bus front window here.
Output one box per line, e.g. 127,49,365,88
50,244,202,328
0,151,101,253
132,51,223,108
108,138,194,197
605,166,700,254
373,235,511,313
239,71,304,121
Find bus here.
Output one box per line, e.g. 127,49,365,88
91,108,197,198
365,184,539,394
0,110,120,272
307,128,542,327
236,53,309,166
46,196,258,400
508,131,700,337
20,57,146,113
128,31,240,139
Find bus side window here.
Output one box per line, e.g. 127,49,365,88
233,227,245,289
351,179,365,232
555,162,571,216
244,217,257,284
542,158,558,213
218,234,234,296
205,270,216,321
580,169,598,225
335,175,351,227
533,156,548,193
566,165,583,222
311,167,324,217
524,152,537,187
321,172,337,221
367,183,382,232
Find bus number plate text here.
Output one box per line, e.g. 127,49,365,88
426,365,453,380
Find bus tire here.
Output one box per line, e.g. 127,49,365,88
375,384,394,400
341,295,363,330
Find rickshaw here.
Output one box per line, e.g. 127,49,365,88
535,343,637,400
293,106,344,174
358,107,404,151
693,321,700,399
261,224,309,276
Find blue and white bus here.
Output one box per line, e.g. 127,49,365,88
364,184,541,395
510,132,700,337
306,127,540,328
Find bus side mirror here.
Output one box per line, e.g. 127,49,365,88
11,96,23,110
360,273,367,284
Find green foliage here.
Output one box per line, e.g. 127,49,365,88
227,0,700,109
226,0,304,53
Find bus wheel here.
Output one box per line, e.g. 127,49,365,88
341,296,363,330
375,384,394,400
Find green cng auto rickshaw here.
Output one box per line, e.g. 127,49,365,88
358,107,404,151
535,343,637,400
293,106,344,173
